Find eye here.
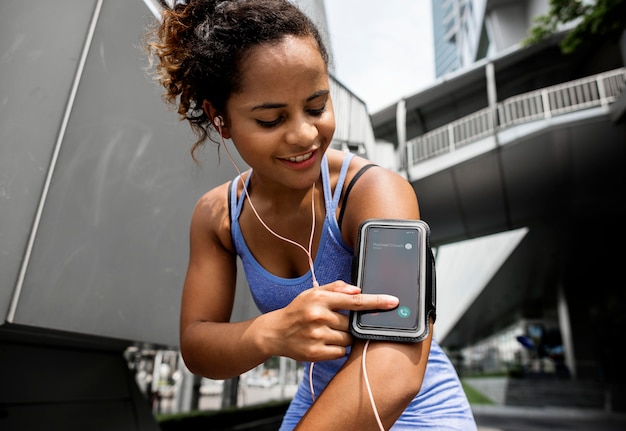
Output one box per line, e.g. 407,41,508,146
307,104,326,116
256,117,283,128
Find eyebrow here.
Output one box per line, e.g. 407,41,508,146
250,89,329,111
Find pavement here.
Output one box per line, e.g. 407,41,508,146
466,376,626,430
472,404,626,431
168,380,626,430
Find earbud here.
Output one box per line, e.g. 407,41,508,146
214,116,223,127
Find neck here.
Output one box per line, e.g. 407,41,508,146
246,171,322,214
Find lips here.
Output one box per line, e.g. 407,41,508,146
285,151,314,163
278,149,319,170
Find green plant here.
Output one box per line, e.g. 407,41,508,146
524,0,626,53
461,380,495,405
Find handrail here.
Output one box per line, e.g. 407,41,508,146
407,68,626,166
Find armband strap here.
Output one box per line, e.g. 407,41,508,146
426,244,437,323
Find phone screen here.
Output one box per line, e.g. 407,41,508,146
357,225,421,330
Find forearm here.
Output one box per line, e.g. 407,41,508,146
296,337,431,430
180,315,274,380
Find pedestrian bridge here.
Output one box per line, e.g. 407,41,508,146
405,67,626,246
409,68,625,174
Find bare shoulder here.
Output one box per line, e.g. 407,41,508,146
354,162,416,201
190,181,234,253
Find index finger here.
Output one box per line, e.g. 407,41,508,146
339,293,399,311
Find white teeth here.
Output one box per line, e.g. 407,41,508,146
287,152,313,162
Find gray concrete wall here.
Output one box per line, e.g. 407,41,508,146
0,0,256,348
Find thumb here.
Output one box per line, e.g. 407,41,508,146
317,280,361,295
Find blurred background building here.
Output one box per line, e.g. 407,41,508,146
373,0,626,411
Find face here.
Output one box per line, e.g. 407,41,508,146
220,35,335,191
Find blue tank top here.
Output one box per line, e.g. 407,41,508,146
229,153,476,430
230,153,355,312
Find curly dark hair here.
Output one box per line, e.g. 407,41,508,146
145,0,330,161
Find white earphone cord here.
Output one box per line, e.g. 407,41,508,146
215,119,384,431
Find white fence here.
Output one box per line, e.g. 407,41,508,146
407,68,626,165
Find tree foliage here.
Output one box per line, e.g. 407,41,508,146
524,0,626,53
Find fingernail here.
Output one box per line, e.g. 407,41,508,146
383,295,399,306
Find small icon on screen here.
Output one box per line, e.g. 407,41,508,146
405,243,413,250
398,306,411,318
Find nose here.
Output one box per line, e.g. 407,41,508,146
284,115,318,147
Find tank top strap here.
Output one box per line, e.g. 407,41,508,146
321,154,333,212
321,152,354,223
332,152,355,206
230,172,252,220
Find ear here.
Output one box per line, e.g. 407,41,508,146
202,100,231,139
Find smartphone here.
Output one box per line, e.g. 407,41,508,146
350,219,435,342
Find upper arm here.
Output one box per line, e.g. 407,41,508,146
341,164,420,248
180,183,238,341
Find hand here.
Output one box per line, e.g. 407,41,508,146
263,280,399,362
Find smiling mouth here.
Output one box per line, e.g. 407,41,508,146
285,151,314,163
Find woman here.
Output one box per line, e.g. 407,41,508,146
145,1,476,429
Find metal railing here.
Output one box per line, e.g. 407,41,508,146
407,68,626,166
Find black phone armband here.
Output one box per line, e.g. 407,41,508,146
349,219,436,343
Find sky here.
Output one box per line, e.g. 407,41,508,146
323,0,436,113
